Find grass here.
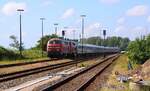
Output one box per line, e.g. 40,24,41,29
0,46,48,65
22,49,47,59
100,54,130,91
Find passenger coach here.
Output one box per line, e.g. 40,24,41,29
47,38,120,58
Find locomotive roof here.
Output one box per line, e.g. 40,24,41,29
49,38,77,43
49,38,61,40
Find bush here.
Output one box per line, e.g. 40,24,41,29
0,46,47,61
22,49,47,59
0,46,19,60
127,35,150,64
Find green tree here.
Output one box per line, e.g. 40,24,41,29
35,34,58,51
0,46,19,60
118,37,130,51
127,36,150,64
83,36,130,51
146,35,150,57
86,37,100,45
9,35,24,50
106,37,120,47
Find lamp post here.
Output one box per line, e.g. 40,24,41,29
17,9,24,57
54,23,58,35
80,15,86,54
40,18,45,57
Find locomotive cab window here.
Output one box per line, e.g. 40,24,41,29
49,40,62,44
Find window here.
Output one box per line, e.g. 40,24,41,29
49,40,62,44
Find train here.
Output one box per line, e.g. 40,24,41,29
47,38,120,58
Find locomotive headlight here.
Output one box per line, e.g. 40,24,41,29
56,49,59,51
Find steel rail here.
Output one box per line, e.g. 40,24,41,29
41,54,118,91
0,59,87,82
0,59,57,68
75,56,119,91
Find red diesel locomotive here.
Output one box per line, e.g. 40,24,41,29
47,38,77,58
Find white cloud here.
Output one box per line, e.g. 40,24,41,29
100,0,120,5
85,23,101,32
117,17,125,24
148,16,150,22
58,22,103,39
1,2,27,16
126,5,149,16
114,25,149,40
115,25,125,32
132,26,148,37
61,8,75,19
85,22,103,37
57,27,79,39
22,32,27,37
42,0,53,7
74,19,81,26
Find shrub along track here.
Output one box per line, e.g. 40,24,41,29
39,54,119,91
0,56,101,90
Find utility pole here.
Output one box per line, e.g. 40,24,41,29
40,18,45,57
17,9,24,57
54,23,58,35
80,15,86,54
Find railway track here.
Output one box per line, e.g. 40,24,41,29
75,56,118,91
0,59,83,82
40,54,119,91
0,56,100,83
0,56,104,90
0,58,59,68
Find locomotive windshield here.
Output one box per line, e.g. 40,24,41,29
49,40,62,44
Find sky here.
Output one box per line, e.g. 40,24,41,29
0,0,150,48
